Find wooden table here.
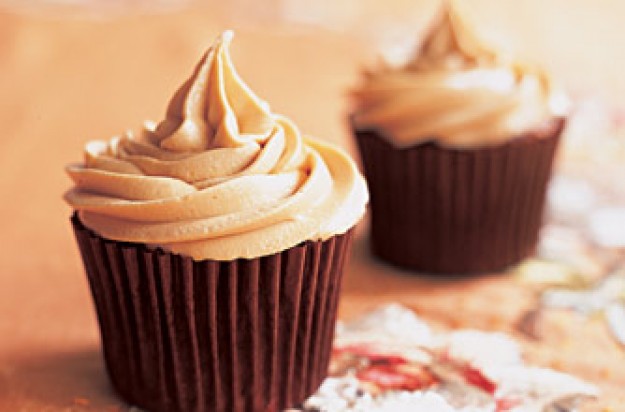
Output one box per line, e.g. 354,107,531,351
1,4,624,411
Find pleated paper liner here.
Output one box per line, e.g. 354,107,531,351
71,214,353,412
354,118,564,274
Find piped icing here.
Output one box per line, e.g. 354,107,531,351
65,31,368,260
352,5,568,148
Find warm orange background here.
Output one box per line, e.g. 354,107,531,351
1,1,624,411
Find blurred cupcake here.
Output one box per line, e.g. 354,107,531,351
65,31,368,412
351,5,568,274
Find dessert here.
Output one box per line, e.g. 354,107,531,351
65,30,368,412
350,4,567,274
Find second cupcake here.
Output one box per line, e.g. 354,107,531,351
351,5,567,274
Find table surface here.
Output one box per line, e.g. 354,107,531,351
1,3,624,411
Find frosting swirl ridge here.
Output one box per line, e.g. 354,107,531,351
352,6,568,148
65,31,368,260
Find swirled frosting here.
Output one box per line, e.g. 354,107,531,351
352,6,568,148
65,31,368,261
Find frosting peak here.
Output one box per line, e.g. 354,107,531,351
66,31,368,260
352,4,567,148
155,30,274,152
408,7,496,72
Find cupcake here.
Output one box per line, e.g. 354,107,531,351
65,31,368,412
351,5,567,274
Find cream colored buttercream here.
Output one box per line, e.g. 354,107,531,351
65,31,368,260
352,5,568,148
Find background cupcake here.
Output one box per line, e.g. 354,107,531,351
351,5,568,274
65,31,368,412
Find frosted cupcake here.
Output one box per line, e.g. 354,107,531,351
65,31,368,412
351,6,567,274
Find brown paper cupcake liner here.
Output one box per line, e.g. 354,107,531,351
71,214,353,412
354,119,564,274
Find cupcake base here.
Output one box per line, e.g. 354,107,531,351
71,214,353,412
354,119,564,274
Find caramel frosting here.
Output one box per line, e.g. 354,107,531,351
352,5,568,148
65,31,368,261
